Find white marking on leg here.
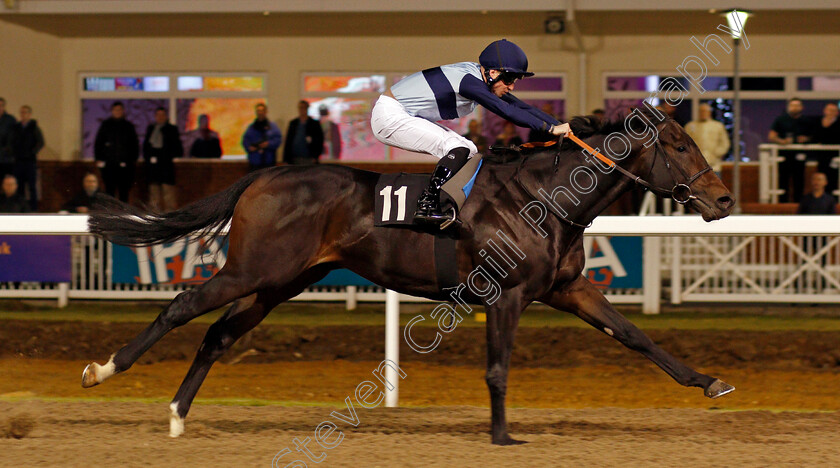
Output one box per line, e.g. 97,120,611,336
82,355,117,388
604,327,614,336
96,355,117,381
169,401,185,438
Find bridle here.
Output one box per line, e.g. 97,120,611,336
512,129,712,229
569,132,712,206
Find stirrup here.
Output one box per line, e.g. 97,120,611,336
439,207,459,230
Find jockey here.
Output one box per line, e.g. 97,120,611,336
372,39,570,225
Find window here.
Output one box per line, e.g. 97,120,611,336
603,72,840,163
83,76,170,92
80,73,267,159
301,72,566,161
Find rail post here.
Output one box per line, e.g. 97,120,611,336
384,289,400,407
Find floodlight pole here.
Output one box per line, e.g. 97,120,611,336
732,36,742,213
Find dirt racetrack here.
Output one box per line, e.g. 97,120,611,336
2,401,839,467
1,313,840,467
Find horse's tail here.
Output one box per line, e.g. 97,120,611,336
88,168,269,246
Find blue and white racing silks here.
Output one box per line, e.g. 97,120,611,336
390,62,560,132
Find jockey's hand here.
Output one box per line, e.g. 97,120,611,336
550,123,570,137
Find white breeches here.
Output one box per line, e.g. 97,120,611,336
371,95,478,160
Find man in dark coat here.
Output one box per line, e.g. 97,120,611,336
143,107,183,211
94,101,139,202
189,114,222,159
768,98,814,203
0,97,17,178
242,103,282,172
0,174,29,213
283,100,323,165
62,172,101,213
11,105,45,211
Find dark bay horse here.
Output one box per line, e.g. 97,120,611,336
82,109,735,444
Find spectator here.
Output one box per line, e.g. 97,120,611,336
462,119,488,154
797,172,836,214
769,98,814,203
143,107,183,211
62,172,101,213
528,103,559,143
189,114,222,159
495,121,524,147
592,108,606,123
319,105,342,161
812,102,840,196
283,100,324,166
685,103,730,175
0,174,28,213
94,101,139,202
11,105,44,211
813,102,840,144
242,103,282,172
0,97,16,178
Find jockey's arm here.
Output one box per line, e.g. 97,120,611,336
500,93,558,125
459,75,559,133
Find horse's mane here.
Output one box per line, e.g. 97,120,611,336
559,107,670,151
484,107,669,163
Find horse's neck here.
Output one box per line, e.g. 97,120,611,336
524,139,644,225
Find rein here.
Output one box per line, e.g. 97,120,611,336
567,132,711,205
512,131,712,230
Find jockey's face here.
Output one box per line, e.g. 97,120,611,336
487,69,516,98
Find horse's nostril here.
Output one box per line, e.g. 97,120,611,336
716,194,735,210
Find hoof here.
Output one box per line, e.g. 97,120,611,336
81,357,116,388
81,364,100,388
705,379,735,399
492,435,527,446
169,402,184,438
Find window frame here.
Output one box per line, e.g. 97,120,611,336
300,71,567,161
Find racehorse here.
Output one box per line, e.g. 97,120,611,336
82,108,735,445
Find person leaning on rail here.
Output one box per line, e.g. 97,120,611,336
371,39,570,225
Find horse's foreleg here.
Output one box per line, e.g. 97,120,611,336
484,294,527,445
82,271,255,388
541,276,734,398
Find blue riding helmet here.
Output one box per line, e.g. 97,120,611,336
479,39,535,86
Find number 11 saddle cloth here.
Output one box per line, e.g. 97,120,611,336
373,155,483,228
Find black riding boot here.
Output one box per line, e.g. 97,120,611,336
414,147,470,225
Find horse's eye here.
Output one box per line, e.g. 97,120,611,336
677,146,687,153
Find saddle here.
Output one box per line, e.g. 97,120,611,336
483,139,559,163
373,158,484,291
374,155,484,228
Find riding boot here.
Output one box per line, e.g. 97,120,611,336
414,147,470,225
414,165,454,223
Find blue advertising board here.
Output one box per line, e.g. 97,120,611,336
0,235,72,282
583,236,643,289
112,236,373,286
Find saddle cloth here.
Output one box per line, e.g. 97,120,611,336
373,155,483,227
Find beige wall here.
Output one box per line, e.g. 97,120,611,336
4,24,839,160
0,20,62,159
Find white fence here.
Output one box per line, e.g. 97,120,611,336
2,215,840,314
4,214,839,408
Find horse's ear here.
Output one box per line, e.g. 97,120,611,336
569,116,599,138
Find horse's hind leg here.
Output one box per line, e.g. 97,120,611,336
168,267,330,437
81,270,257,388
541,276,734,398
167,291,276,437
